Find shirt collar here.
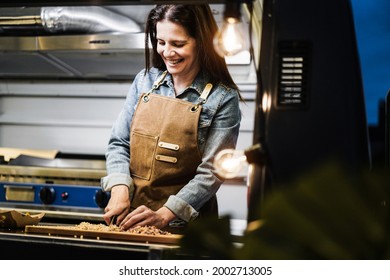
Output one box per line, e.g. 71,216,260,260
162,70,210,96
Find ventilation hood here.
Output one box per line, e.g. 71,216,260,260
0,6,155,80
0,4,253,81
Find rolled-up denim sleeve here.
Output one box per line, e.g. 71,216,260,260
101,173,134,193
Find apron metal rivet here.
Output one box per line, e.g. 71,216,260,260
190,106,198,112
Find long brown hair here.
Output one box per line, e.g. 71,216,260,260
144,4,239,91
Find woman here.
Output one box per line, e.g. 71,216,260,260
101,4,242,231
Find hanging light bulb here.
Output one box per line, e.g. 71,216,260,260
213,149,248,179
214,0,248,57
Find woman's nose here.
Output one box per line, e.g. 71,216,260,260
164,47,175,57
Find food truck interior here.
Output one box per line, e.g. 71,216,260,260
0,0,388,259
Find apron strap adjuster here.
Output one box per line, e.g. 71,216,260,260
194,83,213,107
144,70,169,98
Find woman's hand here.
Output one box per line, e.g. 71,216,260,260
103,185,131,225
119,206,176,230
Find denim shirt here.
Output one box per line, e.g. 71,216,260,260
101,67,241,222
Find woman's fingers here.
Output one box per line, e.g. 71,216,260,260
120,206,154,230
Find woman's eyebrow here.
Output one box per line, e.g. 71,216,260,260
156,37,189,44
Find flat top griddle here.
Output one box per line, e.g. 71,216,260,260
0,151,108,222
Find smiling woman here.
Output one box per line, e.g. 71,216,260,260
0,2,252,229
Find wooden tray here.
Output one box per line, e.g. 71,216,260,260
25,225,182,245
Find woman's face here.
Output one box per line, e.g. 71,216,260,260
156,20,199,79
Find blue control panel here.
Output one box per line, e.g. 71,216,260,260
0,182,110,210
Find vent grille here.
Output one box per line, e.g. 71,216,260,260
277,41,311,109
0,166,105,186
0,174,101,186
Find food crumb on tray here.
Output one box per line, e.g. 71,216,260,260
62,222,172,236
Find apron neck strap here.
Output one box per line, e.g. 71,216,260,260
146,70,168,95
153,70,168,89
190,83,214,112
196,83,213,105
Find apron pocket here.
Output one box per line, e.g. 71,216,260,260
130,131,158,180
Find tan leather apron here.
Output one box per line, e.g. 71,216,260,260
129,71,218,218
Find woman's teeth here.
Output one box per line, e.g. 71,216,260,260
168,59,182,65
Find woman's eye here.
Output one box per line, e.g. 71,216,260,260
172,43,185,48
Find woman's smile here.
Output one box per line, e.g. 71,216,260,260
165,58,184,66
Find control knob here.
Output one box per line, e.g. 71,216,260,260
95,190,110,208
39,186,56,204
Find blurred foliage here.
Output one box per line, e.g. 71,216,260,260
178,215,235,259
179,162,390,259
